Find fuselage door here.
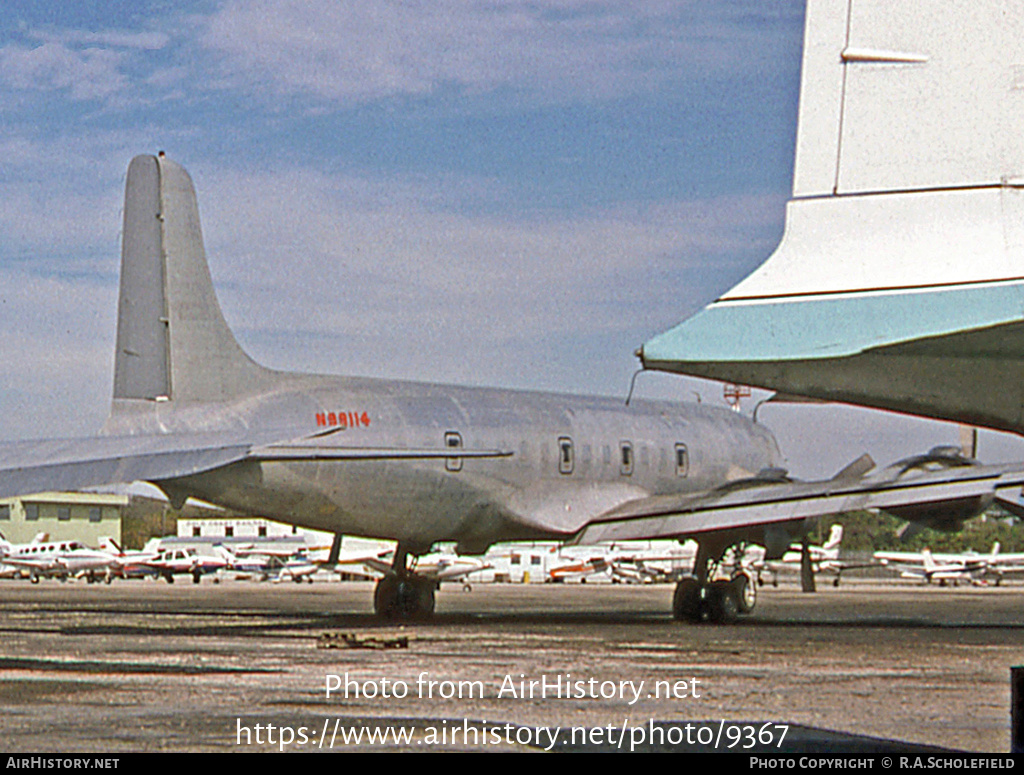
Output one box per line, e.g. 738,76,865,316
445,431,463,472
620,441,634,476
675,443,689,477
558,437,574,475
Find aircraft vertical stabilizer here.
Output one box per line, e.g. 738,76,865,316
640,0,1024,434
110,154,276,414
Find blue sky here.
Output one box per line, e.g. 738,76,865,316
2,0,1021,475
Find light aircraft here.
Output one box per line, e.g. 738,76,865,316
3,153,1024,621
0,537,119,583
979,544,1024,584
744,525,852,589
356,550,490,593
545,541,695,585
219,545,326,584
875,542,1024,586
636,0,1024,442
268,553,321,584
140,545,230,584
97,536,162,579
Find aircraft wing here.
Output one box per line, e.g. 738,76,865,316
0,433,257,500
0,429,511,501
573,455,1024,545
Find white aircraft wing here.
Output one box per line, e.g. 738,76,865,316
573,455,1024,545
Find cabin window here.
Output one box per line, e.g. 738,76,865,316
675,443,689,477
445,431,463,472
558,437,574,474
620,442,634,476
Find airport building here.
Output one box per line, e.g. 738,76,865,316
0,492,129,545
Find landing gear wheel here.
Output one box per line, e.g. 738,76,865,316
374,575,436,620
672,576,703,622
731,572,756,614
707,580,739,624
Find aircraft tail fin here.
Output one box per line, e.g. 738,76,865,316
110,154,276,415
823,524,843,551
641,0,1024,433
922,549,937,574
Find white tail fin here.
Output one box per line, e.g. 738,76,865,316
795,0,1024,197
922,549,937,574
823,524,843,551
641,0,1024,434
111,154,276,411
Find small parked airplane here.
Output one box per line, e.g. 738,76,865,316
0,536,120,583
875,542,1024,586
744,525,853,588
140,545,230,584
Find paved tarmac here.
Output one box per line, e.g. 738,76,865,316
0,578,1021,753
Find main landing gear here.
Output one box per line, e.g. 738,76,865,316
373,545,436,620
672,541,756,624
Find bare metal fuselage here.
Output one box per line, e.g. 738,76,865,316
106,372,782,554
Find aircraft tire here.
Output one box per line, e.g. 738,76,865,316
374,576,435,620
672,577,703,622
731,572,756,614
707,580,739,624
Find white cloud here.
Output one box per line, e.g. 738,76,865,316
198,0,801,105
35,30,171,51
0,41,128,100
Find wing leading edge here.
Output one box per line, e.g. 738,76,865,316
0,430,513,502
573,455,1024,545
